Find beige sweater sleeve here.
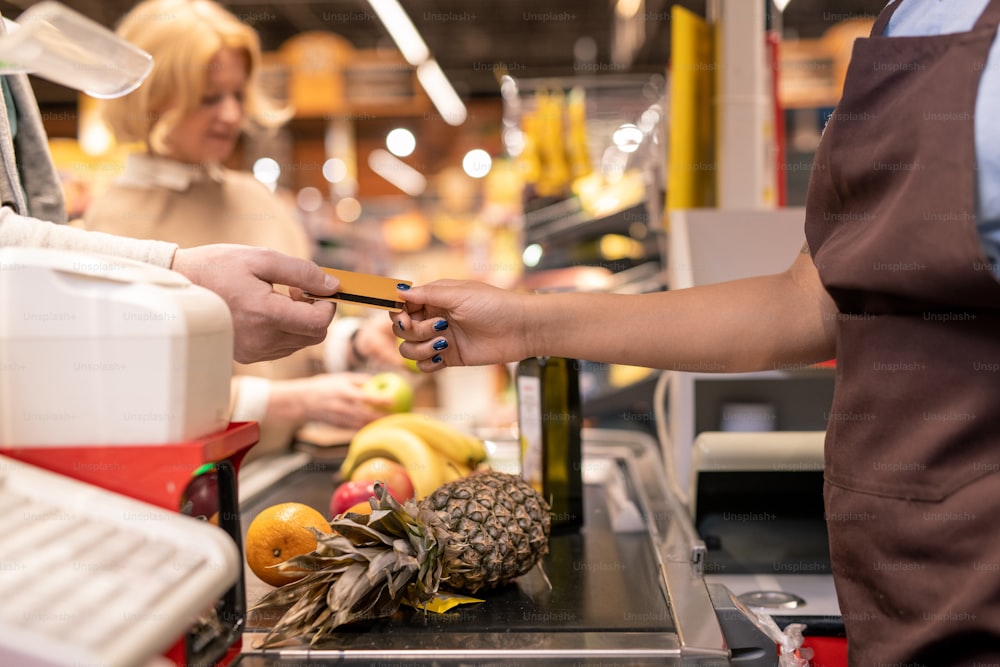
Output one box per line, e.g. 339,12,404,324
0,207,178,267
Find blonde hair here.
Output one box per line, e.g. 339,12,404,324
101,0,289,153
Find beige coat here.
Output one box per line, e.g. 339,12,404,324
84,153,316,456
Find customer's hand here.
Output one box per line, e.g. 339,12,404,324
392,279,533,371
352,316,408,370
269,373,393,430
172,244,338,363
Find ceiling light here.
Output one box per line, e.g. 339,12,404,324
335,197,362,223
612,0,645,66
366,0,429,66
366,0,467,126
252,157,281,188
368,148,427,196
462,149,492,179
499,74,519,101
613,124,643,153
522,243,543,268
296,186,323,212
503,127,525,157
322,157,347,183
386,128,416,157
638,107,661,133
416,59,468,126
616,0,642,19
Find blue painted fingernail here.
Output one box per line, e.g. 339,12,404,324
433,339,448,351
397,283,410,290
433,319,448,331
432,354,442,364
397,319,404,331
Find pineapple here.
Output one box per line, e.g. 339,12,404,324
250,471,551,646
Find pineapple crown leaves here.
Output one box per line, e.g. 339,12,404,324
250,482,447,647
249,473,552,648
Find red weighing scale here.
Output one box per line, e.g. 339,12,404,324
1,420,260,667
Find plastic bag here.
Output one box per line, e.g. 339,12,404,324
745,605,814,667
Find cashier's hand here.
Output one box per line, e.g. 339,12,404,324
171,244,338,363
392,279,531,372
269,373,393,430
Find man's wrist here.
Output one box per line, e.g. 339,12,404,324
232,375,273,422
349,328,368,368
324,317,363,373
263,378,308,424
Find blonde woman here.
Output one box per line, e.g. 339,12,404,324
85,0,403,458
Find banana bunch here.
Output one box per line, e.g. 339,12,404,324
566,86,592,181
340,413,489,498
534,90,572,197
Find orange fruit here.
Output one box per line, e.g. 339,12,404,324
245,502,332,587
345,500,373,515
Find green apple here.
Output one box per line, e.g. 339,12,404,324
397,338,421,373
362,371,414,413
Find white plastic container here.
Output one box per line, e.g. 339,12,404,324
0,247,232,446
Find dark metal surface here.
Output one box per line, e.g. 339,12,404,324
239,460,674,638
233,431,748,664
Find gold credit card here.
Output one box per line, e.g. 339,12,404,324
305,268,412,312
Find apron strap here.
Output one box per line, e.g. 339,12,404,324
870,0,903,37
974,0,1000,31
871,0,1000,37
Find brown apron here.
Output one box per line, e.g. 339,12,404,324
804,0,1000,663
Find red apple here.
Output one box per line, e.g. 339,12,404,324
180,470,218,520
329,480,378,518
350,457,415,502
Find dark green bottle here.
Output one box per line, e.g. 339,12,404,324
517,356,584,533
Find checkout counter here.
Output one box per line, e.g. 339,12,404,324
234,429,786,666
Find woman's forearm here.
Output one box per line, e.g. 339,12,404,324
529,253,837,372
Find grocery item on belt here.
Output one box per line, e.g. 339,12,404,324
250,471,551,646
